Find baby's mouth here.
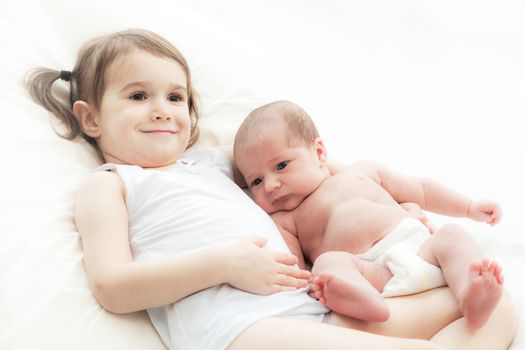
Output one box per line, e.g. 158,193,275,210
272,194,289,205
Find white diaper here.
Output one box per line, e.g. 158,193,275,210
358,218,446,297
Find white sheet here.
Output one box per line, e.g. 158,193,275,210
1,1,523,349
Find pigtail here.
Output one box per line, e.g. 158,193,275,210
24,67,83,141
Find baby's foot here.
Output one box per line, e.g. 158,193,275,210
461,259,504,330
313,271,390,322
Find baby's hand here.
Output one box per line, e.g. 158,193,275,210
400,202,437,234
468,199,502,225
224,236,311,295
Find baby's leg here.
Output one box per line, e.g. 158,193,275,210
311,251,392,322
418,223,503,330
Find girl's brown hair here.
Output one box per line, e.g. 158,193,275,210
25,29,200,150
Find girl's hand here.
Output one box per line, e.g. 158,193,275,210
400,202,438,234
468,199,502,225
224,236,311,295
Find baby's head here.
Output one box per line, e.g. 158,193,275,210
26,29,199,167
234,101,330,214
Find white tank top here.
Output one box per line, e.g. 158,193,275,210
96,147,327,350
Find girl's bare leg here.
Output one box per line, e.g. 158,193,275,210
328,287,517,350
228,317,442,350
327,287,460,339
431,291,517,350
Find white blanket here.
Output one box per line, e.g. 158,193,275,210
0,1,523,349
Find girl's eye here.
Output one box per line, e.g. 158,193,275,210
168,93,183,102
276,161,288,171
251,178,262,187
130,92,147,100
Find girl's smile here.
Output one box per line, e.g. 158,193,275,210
89,50,192,168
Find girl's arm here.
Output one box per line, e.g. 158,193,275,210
76,171,310,314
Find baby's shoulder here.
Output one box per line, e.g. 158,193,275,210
347,159,382,171
336,159,383,181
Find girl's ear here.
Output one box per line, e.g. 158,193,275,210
72,100,101,137
314,137,328,164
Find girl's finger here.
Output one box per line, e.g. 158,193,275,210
275,274,308,288
247,235,267,247
279,266,311,280
275,252,298,265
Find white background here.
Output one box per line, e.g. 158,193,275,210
1,1,523,348
187,0,525,232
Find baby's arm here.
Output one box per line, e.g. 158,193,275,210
271,212,306,270
466,198,502,225
76,171,310,314
399,202,438,233
364,160,502,223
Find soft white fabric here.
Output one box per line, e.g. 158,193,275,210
96,148,327,350
0,1,284,349
1,1,523,349
359,219,446,297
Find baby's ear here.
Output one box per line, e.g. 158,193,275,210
314,137,327,164
73,100,101,137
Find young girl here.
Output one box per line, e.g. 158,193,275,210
25,29,516,350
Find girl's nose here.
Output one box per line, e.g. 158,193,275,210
150,111,172,121
150,99,172,121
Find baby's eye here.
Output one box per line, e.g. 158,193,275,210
130,92,147,100
251,178,262,187
276,161,288,171
168,93,183,102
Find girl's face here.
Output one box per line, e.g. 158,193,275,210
235,128,329,214
93,50,191,168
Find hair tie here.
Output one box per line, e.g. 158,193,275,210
59,70,72,82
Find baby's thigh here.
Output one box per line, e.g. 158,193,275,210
417,223,474,265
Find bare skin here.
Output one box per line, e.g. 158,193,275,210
235,122,504,330
460,260,504,329
229,288,517,350
311,251,393,322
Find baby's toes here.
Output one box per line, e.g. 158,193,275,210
480,259,491,273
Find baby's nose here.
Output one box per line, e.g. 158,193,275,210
265,176,280,193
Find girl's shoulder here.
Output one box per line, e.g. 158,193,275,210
182,146,230,165
182,146,233,179
77,169,125,199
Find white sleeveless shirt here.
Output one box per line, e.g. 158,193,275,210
95,148,327,350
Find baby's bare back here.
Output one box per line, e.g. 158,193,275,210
293,167,412,262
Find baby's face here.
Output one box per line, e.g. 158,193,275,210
235,131,328,214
